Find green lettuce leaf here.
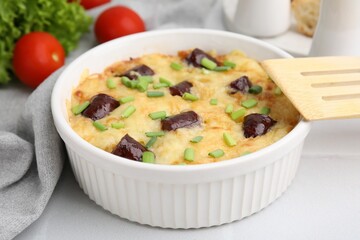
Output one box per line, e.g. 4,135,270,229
0,0,92,84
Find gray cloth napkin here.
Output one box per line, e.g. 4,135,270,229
0,70,66,240
0,0,221,239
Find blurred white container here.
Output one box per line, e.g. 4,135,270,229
309,0,360,56
223,0,291,37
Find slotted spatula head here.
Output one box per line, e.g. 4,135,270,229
261,57,360,120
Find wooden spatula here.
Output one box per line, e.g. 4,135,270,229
261,57,360,120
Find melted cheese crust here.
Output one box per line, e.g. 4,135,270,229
68,50,300,165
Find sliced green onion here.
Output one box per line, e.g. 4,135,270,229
182,92,199,101
230,108,246,120
208,149,224,158
213,66,231,72
241,99,258,109
145,136,157,149
106,78,116,89
153,83,169,89
129,80,139,89
148,111,166,120
145,131,165,137
119,96,135,104
137,77,149,92
138,76,153,83
142,151,155,163
200,57,217,70
223,60,236,68
249,85,263,94
223,132,236,147
121,76,132,88
274,86,282,96
93,121,107,131
260,106,271,115
170,62,183,71
71,101,90,115
184,148,195,161
159,77,173,86
147,91,164,98
225,104,233,114
190,136,203,143
210,98,218,105
121,105,136,118
111,122,125,129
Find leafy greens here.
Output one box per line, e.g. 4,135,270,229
0,0,92,84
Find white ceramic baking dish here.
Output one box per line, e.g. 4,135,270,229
51,29,311,228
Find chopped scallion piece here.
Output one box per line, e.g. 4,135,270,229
119,96,135,104
223,132,236,147
241,99,258,109
213,66,231,72
147,91,164,97
106,78,116,89
223,60,236,68
145,131,165,137
210,98,218,105
93,121,107,131
225,104,233,114
137,78,149,92
121,76,132,88
208,149,224,158
170,62,183,71
121,105,136,118
138,76,153,83
153,83,169,89
149,111,167,120
260,106,271,115
71,101,90,115
182,92,199,101
159,77,173,86
184,148,195,161
142,151,155,163
145,136,157,149
129,80,139,89
190,136,203,143
274,86,282,96
200,57,217,70
111,122,125,129
249,85,263,94
230,108,246,120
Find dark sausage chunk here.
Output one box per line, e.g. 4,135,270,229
243,113,277,138
229,76,252,94
161,111,201,131
82,94,120,121
186,48,220,68
112,134,147,161
117,64,155,80
169,81,193,97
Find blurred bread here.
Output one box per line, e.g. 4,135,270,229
292,0,320,37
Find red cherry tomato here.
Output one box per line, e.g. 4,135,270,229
95,6,145,43
13,32,65,89
68,0,110,10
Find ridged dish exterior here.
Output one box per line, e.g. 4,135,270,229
65,142,304,228
52,29,311,229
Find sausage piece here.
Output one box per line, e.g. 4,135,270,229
161,111,201,131
243,113,277,138
82,93,120,121
186,48,220,68
112,134,147,161
169,80,193,97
